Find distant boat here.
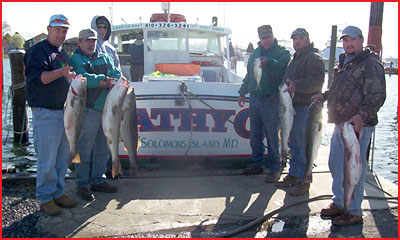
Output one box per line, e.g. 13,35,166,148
383,60,398,75
319,39,345,72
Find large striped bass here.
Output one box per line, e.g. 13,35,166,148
253,57,262,90
304,101,323,183
341,121,362,213
279,83,295,166
102,78,129,178
120,87,140,175
64,74,86,165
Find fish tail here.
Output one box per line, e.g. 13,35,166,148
70,152,81,164
137,136,141,150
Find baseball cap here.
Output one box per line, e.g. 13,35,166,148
291,28,309,39
78,28,98,40
49,14,69,28
340,26,363,39
258,25,273,39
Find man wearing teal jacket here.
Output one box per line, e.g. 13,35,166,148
238,25,291,182
70,28,122,201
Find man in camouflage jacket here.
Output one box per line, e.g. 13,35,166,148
313,26,386,226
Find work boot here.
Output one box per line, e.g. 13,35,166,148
90,182,117,193
265,171,281,183
289,182,310,196
77,187,95,201
276,175,300,187
333,213,363,226
243,165,263,175
320,203,343,217
40,200,61,216
54,194,78,208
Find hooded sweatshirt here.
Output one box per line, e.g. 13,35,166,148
91,16,121,70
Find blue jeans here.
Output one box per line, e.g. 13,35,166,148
32,108,69,204
75,108,110,188
329,124,374,216
288,105,309,181
249,95,280,172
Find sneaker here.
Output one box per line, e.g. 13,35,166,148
289,182,310,196
276,175,300,187
40,200,61,216
333,213,363,226
54,194,78,208
77,187,95,201
90,182,117,193
321,203,343,217
265,171,281,183
243,165,263,175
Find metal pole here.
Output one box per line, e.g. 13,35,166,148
9,49,29,144
226,37,232,83
327,25,337,87
370,129,376,172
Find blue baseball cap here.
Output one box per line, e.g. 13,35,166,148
49,14,69,28
340,26,363,39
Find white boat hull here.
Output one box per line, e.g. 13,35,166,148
118,81,267,159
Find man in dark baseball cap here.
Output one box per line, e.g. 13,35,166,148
291,28,309,40
258,25,273,39
238,23,291,182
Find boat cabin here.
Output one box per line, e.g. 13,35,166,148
110,13,241,83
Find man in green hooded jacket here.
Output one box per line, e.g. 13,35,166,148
238,25,291,182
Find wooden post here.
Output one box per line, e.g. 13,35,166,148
367,2,384,57
327,25,337,87
9,49,29,144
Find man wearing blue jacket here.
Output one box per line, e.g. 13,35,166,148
238,25,291,182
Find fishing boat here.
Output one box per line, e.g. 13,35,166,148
110,5,263,163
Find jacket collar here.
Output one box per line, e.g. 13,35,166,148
74,47,100,60
293,43,317,57
338,47,375,68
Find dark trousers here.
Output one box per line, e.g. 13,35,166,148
130,65,144,82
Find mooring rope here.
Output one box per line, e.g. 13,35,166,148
2,84,31,145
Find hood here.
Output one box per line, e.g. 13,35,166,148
91,15,111,42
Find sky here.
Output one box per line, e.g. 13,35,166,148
2,2,398,59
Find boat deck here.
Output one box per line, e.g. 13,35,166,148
10,145,396,238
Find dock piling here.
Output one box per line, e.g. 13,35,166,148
9,49,29,144
327,25,337,87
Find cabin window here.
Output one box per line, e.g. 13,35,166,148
188,33,219,56
147,30,187,51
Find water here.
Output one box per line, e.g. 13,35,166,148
2,58,398,184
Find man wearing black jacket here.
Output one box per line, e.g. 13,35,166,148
276,28,325,195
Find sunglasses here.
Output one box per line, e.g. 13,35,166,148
52,19,69,24
97,25,108,30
